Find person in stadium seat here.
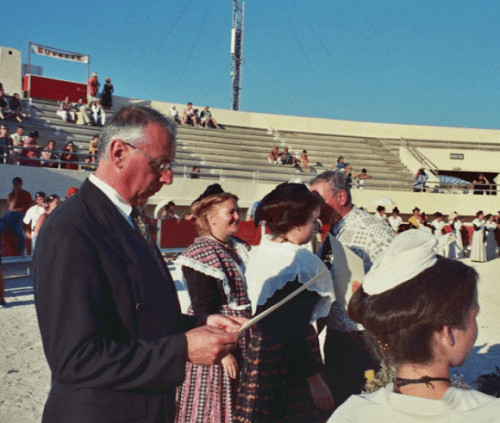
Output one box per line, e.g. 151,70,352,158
0,124,12,164
19,131,42,167
41,140,59,168
56,96,75,123
75,97,91,125
9,93,29,123
0,89,13,120
169,105,181,124
200,106,220,129
182,102,199,126
91,100,106,127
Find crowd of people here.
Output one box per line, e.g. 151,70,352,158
2,105,500,422
56,95,107,127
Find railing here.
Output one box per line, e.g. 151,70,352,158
405,142,439,175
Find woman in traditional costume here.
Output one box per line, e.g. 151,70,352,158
329,230,500,422
235,183,335,423
470,211,486,262
175,184,251,423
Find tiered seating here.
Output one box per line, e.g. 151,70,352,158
25,98,415,189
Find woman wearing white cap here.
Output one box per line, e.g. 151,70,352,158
328,230,500,422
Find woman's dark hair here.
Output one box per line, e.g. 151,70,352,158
392,207,399,215
376,206,385,213
477,210,484,218
255,183,322,235
348,257,477,365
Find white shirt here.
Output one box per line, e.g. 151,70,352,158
89,174,134,228
23,204,45,230
329,384,500,423
388,215,403,232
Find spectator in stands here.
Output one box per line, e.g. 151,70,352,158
267,146,280,164
75,97,91,125
473,173,490,195
56,96,75,123
10,125,25,158
66,187,79,199
408,207,421,228
413,168,429,192
9,93,29,123
101,78,114,110
355,168,372,190
160,201,181,222
41,140,59,168
20,131,41,167
279,147,300,170
189,166,201,179
375,205,388,222
23,191,46,253
387,207,402,233
331,156,345,170
60,141,79,170
200,106,220,129
300,149,309,171
33,195,61,250
182,102,199,126
5,177,33,254
91,100,106,127
0,124,12,164
87,72,100,105
169,105,181,124
89,134,99,163
0,89,12,120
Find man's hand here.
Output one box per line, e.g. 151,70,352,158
205,314,248,332
185,325,240,366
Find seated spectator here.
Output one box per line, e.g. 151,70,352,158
88,134,99,163
160,201,181,222
408,207,421,228
355,168,372,190
343,163,353,182
87,72,100,106
413,168,429,192
200,106,219,129
300,149,309,171
10,125,25,164
56,96,75,122
279,147,300,169
267,146,280,163
91,100,106,126
41,140,59,168
189,166,201,179
60,141,79,170
75,97,91,125
182,102,199,126
33,195,61,249
375,205,388,222
20,131,41,167
387,207,403,233
473,173,490,195
169,105,181,124
101,78,114,110
9,93,29,123
0,89,13,120
0,124,12,164
331,156,345,170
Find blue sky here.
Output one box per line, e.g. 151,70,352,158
4,0,499,129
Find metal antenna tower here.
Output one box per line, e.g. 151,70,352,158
231,0,245,110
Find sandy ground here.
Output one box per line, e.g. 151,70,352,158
1,259,499,422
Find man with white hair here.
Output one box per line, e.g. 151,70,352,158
310,170,394,411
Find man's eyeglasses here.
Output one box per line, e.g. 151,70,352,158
125,142,175,173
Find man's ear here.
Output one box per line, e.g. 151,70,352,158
337,189,348,207
108,139,127,168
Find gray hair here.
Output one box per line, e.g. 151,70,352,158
97,106,177,160
310,170,352,204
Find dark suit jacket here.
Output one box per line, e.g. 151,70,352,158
33,179,197,423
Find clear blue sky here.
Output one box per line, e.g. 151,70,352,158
4,0,499,129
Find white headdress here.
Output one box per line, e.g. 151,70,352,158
363,230,438,296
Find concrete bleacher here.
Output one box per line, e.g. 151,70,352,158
16,98,416,190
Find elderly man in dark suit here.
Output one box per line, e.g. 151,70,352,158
33,106,243,423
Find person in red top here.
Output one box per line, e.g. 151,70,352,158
5,177,33,253
87,72,100,106
20,131,42,167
